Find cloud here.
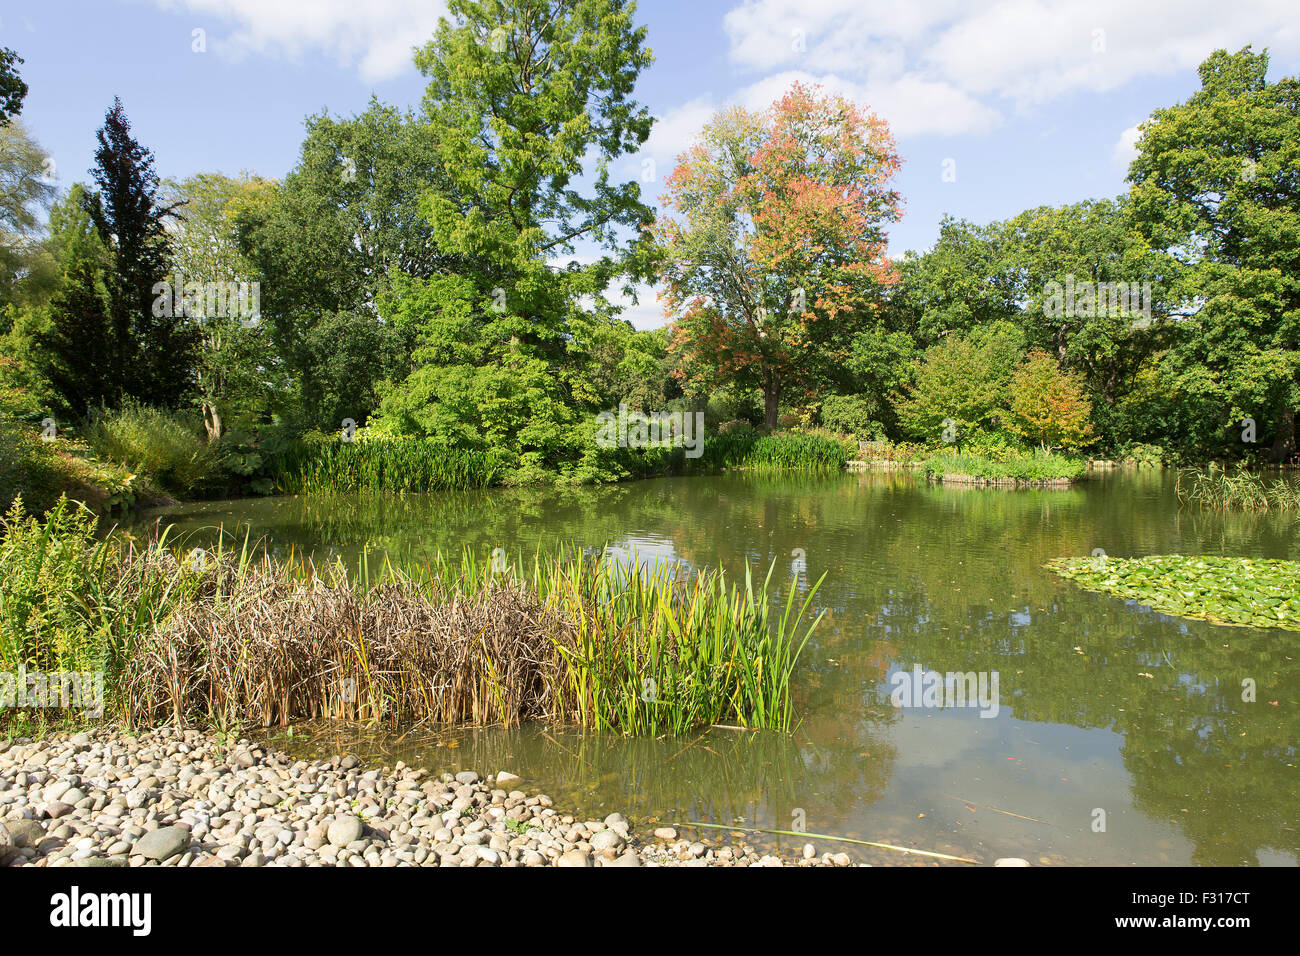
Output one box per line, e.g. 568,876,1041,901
721,0,1300,134
734,70,1001,138
149,0,449,81
1112,123,1141,170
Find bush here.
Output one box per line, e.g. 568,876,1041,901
0,418,64,515
81,403,220,495
699,430,853,472
820,394,886,441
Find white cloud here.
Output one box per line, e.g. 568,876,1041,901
722,0,1300,135
734,70,1000,139
1112,123,1141,170
150,0,449,81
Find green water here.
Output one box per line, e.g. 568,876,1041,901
125,470,1300,866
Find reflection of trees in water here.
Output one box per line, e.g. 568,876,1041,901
140,471,1300,863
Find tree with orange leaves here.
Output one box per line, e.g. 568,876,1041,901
656,83,901,428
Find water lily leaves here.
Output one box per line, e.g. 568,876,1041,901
1046,555,1300,632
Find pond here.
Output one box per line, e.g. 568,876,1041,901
124,470,1300,866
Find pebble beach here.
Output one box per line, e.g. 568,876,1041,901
0,727,860,868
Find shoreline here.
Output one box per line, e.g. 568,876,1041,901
0,726,864,868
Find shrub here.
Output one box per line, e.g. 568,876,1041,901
820,394,885,441
1006,351,1095,454
0,418,64,515
82,403,220,495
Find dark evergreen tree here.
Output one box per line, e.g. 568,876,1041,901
37,260,116,414
87,97,195,406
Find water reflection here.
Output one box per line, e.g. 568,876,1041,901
128,470,1300,866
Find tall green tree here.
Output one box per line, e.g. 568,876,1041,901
235,100,452,430
1129,47,1300,460
30,186,116,415
83,98,195,406
0,120,57,311
377,0,656,478
164,171,281,437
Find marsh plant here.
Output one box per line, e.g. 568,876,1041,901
0,497,825,736
1177,466,1300,512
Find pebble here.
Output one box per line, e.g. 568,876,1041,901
0,728,872,869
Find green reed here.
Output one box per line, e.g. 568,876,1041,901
694,431,852,473
272,436,503,495
1178,466,1300,512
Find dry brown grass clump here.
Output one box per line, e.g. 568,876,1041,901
123,564,576,729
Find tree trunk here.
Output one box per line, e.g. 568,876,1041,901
202,401,223,443
763,372,780,429
1271,407,1296,463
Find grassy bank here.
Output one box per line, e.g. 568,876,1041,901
921,450,1088,485
0,496,824,736
1047,554,1300,630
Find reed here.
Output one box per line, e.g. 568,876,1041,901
1,498,825,736
272,436,503,495
694,431,852,473
1177,466,1300,512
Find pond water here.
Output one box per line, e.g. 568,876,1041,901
124,470,1300,866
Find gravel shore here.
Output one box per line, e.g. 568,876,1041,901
0,727,855,868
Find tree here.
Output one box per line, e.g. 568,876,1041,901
0,120,57,310
235,99,456,429
895,322,1025,448
30,186,116,414
1007,351,1095,454
85,98,195,406
0,47,27,125
659,83,901,427
1129,47,1300,460
376,0,656,477
882,215,1020,347
164,171,281,437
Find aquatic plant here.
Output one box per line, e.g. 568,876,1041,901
1047,553,1300,630
271,435,504,494
1,500,825,735
1177,467,1300,512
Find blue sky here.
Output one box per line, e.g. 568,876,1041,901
3,0,1297,327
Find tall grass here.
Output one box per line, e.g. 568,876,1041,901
694,431,853,473
921,450,1087,483
0,499,825,736
272,436,503,494
81,402,220,495
1177,467,1300,512
0,496,203,731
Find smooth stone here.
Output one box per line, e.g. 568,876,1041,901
590,829,625,852
135,826,191,861
328,816,364,847
557,849,591,868
994,857,1031,867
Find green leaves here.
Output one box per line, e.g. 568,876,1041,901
1048,553,1300,631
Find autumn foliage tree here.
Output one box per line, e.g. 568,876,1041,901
1007,350,1095,454
657,84,901,427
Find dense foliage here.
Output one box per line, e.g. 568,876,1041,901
1,19,1296,514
